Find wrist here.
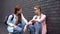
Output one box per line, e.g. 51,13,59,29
13,25,15,27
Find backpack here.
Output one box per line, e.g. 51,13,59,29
4,14,14,25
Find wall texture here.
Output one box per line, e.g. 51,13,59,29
0,0,60,34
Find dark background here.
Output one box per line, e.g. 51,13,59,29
0,0,60,34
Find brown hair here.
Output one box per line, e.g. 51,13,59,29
34,5,42,18
14,5,22,14
14,5,22,23
18,13,22,23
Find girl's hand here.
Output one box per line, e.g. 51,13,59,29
26,22,32,26
13,25,18,29
24,25,27,32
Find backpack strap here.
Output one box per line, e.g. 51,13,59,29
10,14,14,21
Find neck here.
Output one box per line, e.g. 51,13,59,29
37,13,41,16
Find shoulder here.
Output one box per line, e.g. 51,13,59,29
21,13,25,19
41,14,46,18
21,13,24,16
34,15,37,17
8,14,14,18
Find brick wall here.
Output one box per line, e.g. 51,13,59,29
0,0,60,34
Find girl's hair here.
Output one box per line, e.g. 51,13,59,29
14,5,22,14
34,5,41,11
14,5,22,23
34,5,42,18
18,13,22,23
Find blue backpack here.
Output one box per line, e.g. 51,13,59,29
4,14,14,25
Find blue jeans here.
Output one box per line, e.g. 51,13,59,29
28,22,42,34
12,22,26,34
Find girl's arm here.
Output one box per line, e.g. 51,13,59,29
37,15,46,23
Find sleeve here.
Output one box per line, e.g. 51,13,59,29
21,14,28,23
37,15,46,22
7,15,14,26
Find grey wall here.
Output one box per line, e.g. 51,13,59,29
0,0,60,34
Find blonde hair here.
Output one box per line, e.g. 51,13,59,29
34,5,42,18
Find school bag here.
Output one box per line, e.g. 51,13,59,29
4,14,14,25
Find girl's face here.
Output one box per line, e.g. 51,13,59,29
34,7,40,15
17,8,22,14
